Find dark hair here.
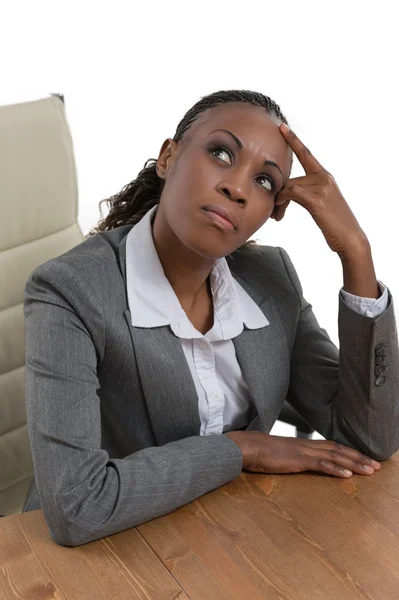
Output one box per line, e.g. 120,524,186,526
85,89,291,251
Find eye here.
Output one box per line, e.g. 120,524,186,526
207,143,277,194
256,175,275,193
209,145,233,164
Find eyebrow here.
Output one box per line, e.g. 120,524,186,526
209,128,284,180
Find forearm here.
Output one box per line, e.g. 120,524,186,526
340,240,380,299
278,244,399,461
334,288,399,461
33,433,242,547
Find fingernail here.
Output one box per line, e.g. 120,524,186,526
371,460,381,468
343,469,353,476
280,123,290,133
363,465,374,473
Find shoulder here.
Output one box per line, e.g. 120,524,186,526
227,243,303,302
33,225,132,275
228,243,281,269
27,225,132,279
24,225,132,304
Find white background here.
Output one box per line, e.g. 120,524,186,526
2,0,397,438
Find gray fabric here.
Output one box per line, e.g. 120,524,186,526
22,225,399,546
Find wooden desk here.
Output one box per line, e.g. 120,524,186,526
1,451,399,599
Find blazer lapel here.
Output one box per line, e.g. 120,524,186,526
232,294,291,432
119,234,201,445
227,267,291,431
123,317,201,445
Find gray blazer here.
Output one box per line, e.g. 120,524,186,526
22,224,399,546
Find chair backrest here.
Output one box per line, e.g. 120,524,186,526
0,94,85,514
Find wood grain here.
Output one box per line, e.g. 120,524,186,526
1,452,398,599
138,450,399,600
0,509,188,600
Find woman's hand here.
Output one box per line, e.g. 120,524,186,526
271,123,368,257
225,431,381,478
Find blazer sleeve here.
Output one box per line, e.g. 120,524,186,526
24,261,242,547
278,247,399,462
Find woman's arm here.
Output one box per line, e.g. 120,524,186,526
279,246,399,461
24,262,242,547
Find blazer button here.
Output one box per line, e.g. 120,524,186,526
375,376,386,386
375,364,386,376
375,344,385,356
375,355,385,364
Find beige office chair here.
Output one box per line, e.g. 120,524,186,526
0,94,85,515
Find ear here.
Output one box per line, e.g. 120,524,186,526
156,138,179,179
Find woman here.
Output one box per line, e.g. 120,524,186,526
23,90,399,547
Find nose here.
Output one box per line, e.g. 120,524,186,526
216,178,247,206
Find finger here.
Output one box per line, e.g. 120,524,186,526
271,199,291,221
275,200,290,221
275,174,327,207
275,184,315,208
315,460,353,478
279,174,320,188
280,123,325,175
293,445,351,478
303,440,381,469
317,450,376,475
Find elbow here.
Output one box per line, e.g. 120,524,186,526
49,513,134,548
45,494,125,547
45,501,108,547
359,437,399,462
339,416,399,462
367,430,399,462
49,519,98,547
45,468,120,546
366,445,399,463
51,533,89,548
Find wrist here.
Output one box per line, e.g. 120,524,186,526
338,236,370,263
224,431,251,469
339,240,380,298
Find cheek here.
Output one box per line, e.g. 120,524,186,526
243,202,274,235
176,152,229,201
173,153,208,189
250,195,275,219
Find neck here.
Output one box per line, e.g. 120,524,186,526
151,207,214,311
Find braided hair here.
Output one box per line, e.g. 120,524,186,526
86,89,291,251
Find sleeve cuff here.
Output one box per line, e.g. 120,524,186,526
340,280,389,318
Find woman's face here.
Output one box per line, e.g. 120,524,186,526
155,102,293,260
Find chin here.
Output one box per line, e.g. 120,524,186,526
170,213,241,260
185,235,240,261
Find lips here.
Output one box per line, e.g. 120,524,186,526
202,204,239,231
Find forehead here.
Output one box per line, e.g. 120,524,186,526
184,102,292,176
